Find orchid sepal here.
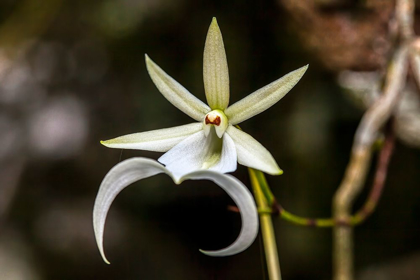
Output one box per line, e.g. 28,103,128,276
203,17,230,110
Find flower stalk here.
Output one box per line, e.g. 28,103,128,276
249,168,282,280
246,124,394,279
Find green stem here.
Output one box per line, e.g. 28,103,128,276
249,168,282,280
249,122,395,228
253,170,276,206
279,207,334,227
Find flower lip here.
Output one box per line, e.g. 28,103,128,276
93,157,258,263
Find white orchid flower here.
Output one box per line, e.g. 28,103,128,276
101,18,308,180
93,157,258,264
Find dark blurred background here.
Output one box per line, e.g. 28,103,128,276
1,0,420,279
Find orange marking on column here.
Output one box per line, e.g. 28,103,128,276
205,115,221,126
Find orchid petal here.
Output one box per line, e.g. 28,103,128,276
203,17,230,110
145,55,211,121
94,158,258,263
226,126,282,175
158,129,237,181
183,170,258,256
225,65,308,125
101,123,203,152
93,158,168,264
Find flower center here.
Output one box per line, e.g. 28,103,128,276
203,109,228,138
205,112,221,126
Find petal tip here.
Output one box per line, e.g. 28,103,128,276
299,64,309,74
145,53,152,64
100,140,115,148
199,248,209,255
209,17,221,33
269,167,283,176
103,258,111,265
199,248,221,257
145,54,156,69
100,140,108,146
